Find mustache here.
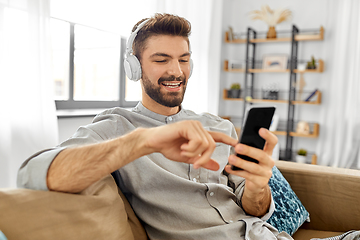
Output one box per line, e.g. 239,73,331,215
158,75,186,85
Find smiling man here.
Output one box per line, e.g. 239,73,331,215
140,35,189,113
18,13,292,240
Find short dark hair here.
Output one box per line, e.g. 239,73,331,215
132,13,191,61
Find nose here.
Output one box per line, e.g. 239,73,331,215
167,60,183,78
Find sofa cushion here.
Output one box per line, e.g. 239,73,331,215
267,166,310,236
0,175,147,240
292,229,344,240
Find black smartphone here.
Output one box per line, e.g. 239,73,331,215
231,106,276,171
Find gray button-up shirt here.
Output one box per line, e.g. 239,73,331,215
17,102,292,240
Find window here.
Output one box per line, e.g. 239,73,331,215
51,18,139,109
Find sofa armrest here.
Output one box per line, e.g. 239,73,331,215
276,160,360,232
0,175,146,240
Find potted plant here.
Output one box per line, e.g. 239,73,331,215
296,148,307,163
227,83,241,98
306,56,317,69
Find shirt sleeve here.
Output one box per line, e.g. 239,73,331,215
17,122,107,191
17,148,65,190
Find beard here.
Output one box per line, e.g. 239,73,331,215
142,73,187,108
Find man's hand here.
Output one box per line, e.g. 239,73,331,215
142,120,238,171
224,128,277,217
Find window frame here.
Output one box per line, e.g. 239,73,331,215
53,19,138,110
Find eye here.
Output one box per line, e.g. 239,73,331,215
179,59,189,63
154,59,167,63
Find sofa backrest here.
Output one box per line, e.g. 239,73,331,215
276,160,360,232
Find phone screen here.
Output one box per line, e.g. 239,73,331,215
231,106,276,170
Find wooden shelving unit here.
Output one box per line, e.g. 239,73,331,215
223,25,324,162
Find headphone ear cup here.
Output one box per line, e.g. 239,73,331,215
124,55,142,81
189,59,194,78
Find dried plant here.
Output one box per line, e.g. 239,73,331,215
250,5,292,26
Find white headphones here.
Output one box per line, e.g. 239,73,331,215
124,19,193,81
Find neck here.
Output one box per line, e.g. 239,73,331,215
141,95,180,116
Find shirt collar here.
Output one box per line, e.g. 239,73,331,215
132,102,185,123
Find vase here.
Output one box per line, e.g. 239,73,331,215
267,26,277,39
227,89,241,98
296,155,307,164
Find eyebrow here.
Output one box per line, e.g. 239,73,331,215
149,52,191,58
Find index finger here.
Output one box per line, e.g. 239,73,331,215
208,131,238,147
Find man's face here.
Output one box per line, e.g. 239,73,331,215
140,35,191,108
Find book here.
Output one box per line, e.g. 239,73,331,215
269,114,279,132
304,89,318,102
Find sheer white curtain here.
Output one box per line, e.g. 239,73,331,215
317,0,360,168
0,0,58,188
156,0,223,115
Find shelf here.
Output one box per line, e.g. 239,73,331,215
294,59,324,73
250,99,288,104
222,89,244,101
250,91,322,105
234,123,319,139
272,123,320,138
223,60,245,73
292,91,322,105
224,59,324,73
223,89,322,105
225,26,324,44
279,150,318,164
225,32,247,44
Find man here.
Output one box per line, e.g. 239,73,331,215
18,13,292,239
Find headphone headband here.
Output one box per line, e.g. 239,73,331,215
125,19,150,57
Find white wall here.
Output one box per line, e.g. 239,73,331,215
220,0,331,157
58,117,94,143
58,0,331,158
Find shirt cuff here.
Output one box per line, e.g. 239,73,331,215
17,148,65,191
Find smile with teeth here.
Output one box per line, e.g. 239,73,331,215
161,82,182,88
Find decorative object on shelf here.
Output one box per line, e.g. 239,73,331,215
304,89,319,102
227,83,241,98
245,96,253,102
227,26,242,41
262,82,279,100
262,55,288,70
297,73,306,101
306,56,317,69
250,5,292,39
228,26,234,41
297,63,306,71
296,149,307,163
228,60,242,70
296,121,310,135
